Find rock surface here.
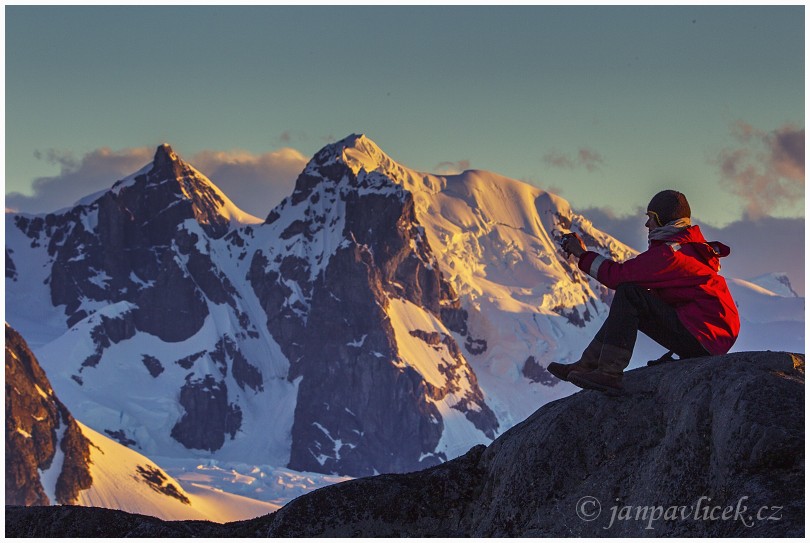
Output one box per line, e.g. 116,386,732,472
5,506,220,537
6,350,804,537
5,324,93,506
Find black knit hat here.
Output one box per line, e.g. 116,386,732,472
646,190,691,227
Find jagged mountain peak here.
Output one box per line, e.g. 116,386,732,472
155,142,177,159
105,143,261,231
275,133,410,221
324,133,380,161
306,133,404,181
137,142,188,187
152,143,180,173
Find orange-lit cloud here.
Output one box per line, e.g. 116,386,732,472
6,145,308,217
715,122,804,219
191,147,308,217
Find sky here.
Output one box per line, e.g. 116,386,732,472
4,5,806,292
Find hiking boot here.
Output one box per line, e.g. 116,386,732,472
547,362,581,381
568,344,632,395
547,340,602,382
568,369,623,394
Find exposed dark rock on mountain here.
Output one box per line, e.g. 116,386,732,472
170,375,243,452
104,429,137,448
134,465,191,505
522,356,560,386
141,355,164,378
73,311,139,377
8,351,803,537
5,324,93,506
213,336,263,392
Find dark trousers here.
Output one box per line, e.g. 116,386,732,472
594,283,710,359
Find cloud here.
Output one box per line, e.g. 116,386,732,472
543,150,575,170
190,148,308,217
6,147,153,214
6,145,309,217
577,148,605,172
543,147,604,172
578,205,805,296
434,160,471,175
714,122,805,219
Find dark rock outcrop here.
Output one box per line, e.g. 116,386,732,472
522,356,561,386
170,375,243,452
5,324,93,506
134,465,190,505
7,351,803,537
141,355,164,378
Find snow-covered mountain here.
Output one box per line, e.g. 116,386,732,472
6,134,803,497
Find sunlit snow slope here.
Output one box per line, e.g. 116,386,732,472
75,422,278,522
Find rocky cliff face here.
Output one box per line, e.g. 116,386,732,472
249,135,497,475
6,351,803,537
5,324,93,506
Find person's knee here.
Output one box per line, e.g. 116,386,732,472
611,283,650,312
615,283,643,299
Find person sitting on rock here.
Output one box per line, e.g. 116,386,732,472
548,190,740,394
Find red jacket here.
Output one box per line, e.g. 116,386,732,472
578,226,740,355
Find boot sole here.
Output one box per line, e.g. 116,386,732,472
547,364,572,382
568,372,624,396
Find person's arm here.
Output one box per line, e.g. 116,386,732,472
563,233,687,289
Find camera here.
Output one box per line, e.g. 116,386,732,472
559,232,576,245
557,232,577,257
